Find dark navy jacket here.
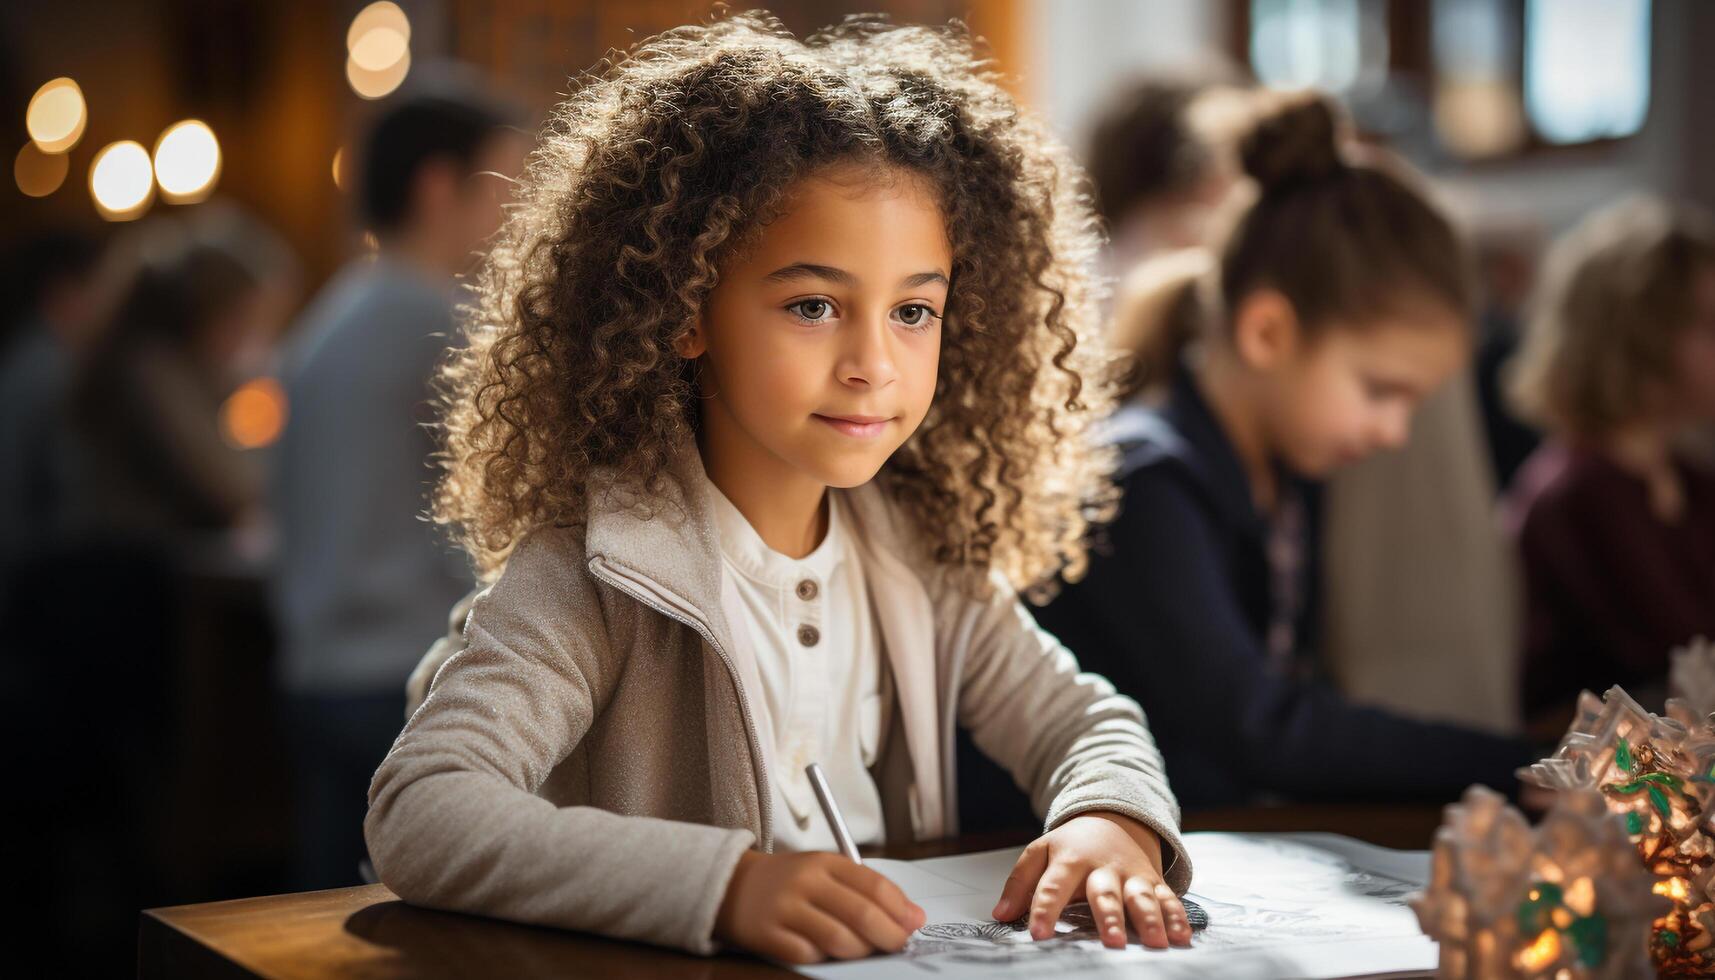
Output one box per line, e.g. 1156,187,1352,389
1028,367,1535,809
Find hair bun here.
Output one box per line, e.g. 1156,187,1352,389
1239,92,1345,192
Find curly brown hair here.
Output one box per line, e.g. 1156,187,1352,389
435,10,1116,597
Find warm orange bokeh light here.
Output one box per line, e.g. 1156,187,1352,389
347,49,412,100
26,77,87,154
347,1,410,52
220,377,289,449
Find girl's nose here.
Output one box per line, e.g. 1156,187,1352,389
837,316,898,388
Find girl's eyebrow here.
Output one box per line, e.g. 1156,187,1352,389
763,262,950,290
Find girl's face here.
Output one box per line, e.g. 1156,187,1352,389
1240,294,1470,478
683,164,951,490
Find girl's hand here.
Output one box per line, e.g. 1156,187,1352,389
992,812,1191,950
715,850,927,964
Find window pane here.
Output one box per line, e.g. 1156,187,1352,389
1524,0,1651,144
1250,0,1388,95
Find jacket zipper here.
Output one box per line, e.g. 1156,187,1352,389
586,555,774,851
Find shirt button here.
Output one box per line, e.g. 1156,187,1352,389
797,624,820,647
796,579,819,601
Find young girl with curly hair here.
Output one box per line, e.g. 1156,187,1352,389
363,11,1193,964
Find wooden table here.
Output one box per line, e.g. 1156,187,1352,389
139,805,1443,979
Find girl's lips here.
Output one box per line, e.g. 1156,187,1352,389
814,414,894,438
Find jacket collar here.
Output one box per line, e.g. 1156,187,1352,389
583,442,927,632
582,445,731,637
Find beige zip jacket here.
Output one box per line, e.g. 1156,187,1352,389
364,449,1190,954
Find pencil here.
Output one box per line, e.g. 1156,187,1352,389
805,762,863,865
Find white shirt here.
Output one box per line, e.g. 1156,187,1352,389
710,487,886,853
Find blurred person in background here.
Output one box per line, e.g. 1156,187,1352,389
269,72,526,889
1035,93,1536,809
5,208,294,972
1506,196,1715,725
1084,73,1248,283
66,208,296,542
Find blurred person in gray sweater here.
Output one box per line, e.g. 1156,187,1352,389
270,73,525,889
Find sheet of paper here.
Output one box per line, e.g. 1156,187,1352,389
798,832,1437,979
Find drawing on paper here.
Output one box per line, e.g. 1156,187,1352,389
896,904,1109,971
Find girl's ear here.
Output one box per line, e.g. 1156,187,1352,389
1231,288,1301,370
674,318,707,359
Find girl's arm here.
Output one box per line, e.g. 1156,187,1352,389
363,530,755,954
938,565,1193,895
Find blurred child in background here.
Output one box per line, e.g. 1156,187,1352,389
1506,196,1715,722
1034,93,1537,809
1084,74,1246,280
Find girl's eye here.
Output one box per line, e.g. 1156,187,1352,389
787,298,835,324
895,304,939,330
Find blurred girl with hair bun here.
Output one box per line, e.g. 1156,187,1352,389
1034,92,1537,809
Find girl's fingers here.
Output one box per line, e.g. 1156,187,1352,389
1155,882,1193,947
832,862,926,931
785,902,877,961
814,878,916,953
1122,875,1171,949
993,839,1049,921
764,927,826,966
1083,866,1129,949
1028,860,1083,941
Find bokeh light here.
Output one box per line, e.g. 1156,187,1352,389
332,147,347,189
89,140,155,220
350,25,408,72
219,377,289,449
15,141,69,197
347,1,411,98
347,1,411,52
347,48,412,100
26,77,87,154
153,119,222,203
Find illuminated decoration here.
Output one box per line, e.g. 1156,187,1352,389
1518,686,1715,973
26,77,86,154
15,141,69,197
89,140,154,220
153,120,221,203
1413,785,1667,978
